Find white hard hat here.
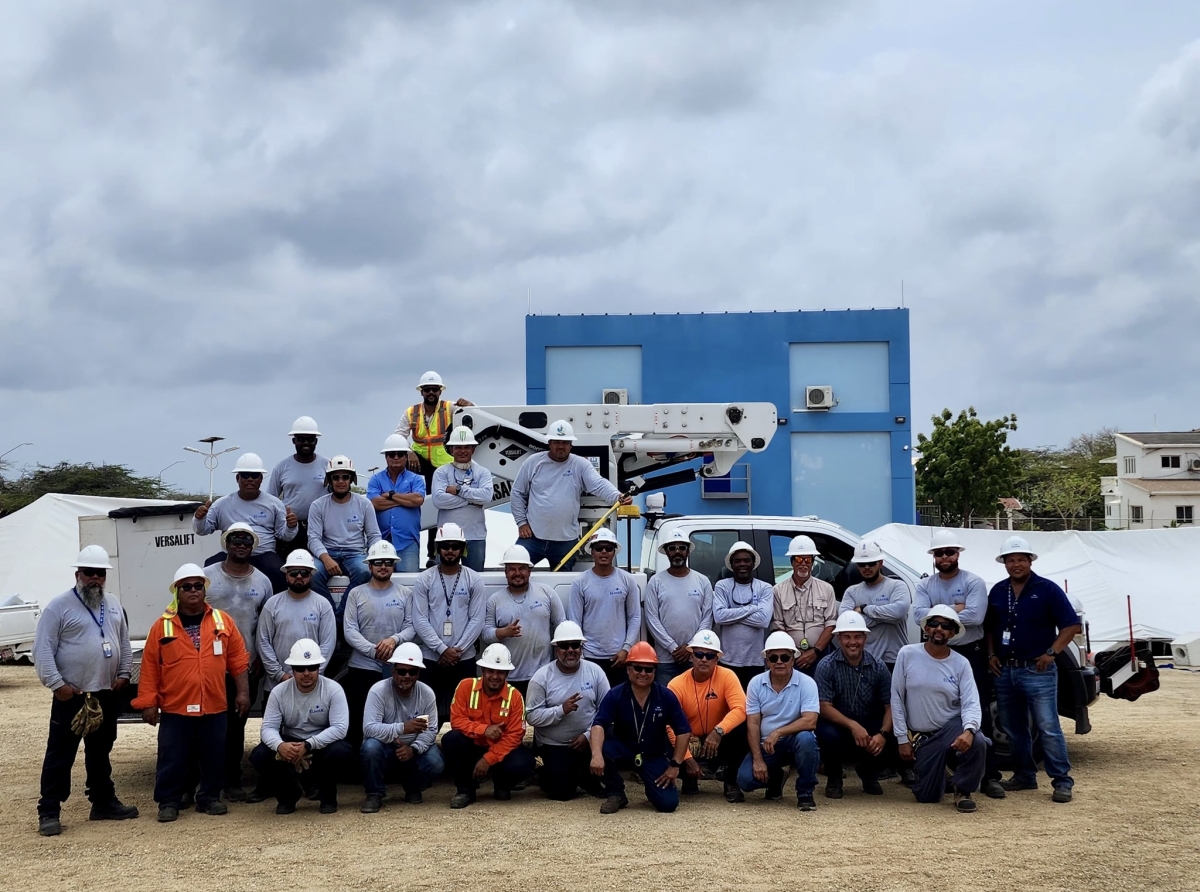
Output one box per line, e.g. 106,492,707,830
288,416,322,437
282,549,317,571
381,433,411,454
997,535,1037,562
232,452,267,475
221,522,260,550
502,544,534,566
785,535,820,557
417,371,445,391
477,642,516,672
170,563,208,594
435,522,467,543
325,455,357,484
388,641,424,668
546,419,576,442
724,541,761,570
852,541,885,564
833,612,869,636
446,426,478,447
73,544,113,570
551,620,586,645
284,638,325,666
657,528,692,555
763,630,799,655
585,528,620,553
928,530,965,554
920,604,964,643
686,629,723,654
367,540,398,562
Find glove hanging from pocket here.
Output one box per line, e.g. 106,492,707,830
70,692,105,737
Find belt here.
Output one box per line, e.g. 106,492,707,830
1002,658,1041,668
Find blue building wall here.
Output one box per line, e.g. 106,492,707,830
525,310,913,533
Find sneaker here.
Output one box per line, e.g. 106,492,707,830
493,788,512,802
224,786,247,803
1000,777,1038,792
275,802,296,815
360,794,383,814
403,789,423,805
764,782,783,801
723,783,744,804
38,815,62,837
1051,786,1073,803
955,793,977,813
899,768,916,787
245,788,270,804
450,792,476,809
861,778,883,796
599,793,628,815
681,777,700,796
319,801,338,814
824,782,844,800
982,779,1007,800
157,806,179,823
199,801,228,816
89,800,139,821
797,794,817,812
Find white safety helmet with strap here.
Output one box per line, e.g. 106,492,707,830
381,433,411,454
288,416,322,437
73,544,113,569
928,529,965,554
169,563,208,595
551,620,586,645
686,629,723,654
478,643,516,672
657,528,692,555
997,535,1037,562
367,540,398,562
232,453,267,475
416,371,445,391
502,544,534,566
221,521,259,551
325,455,357,485
586,527,620,553
763,630,799,655
282,549,317,571
920,604,965,643
546,419,576,442
852,540,885,564
388,642,424,668
284,638,325,666
446,426,478,448
833,611,869,636
785,535,820,557
435,522,467,543
724,540,761,570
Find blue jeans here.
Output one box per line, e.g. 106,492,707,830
394,541,420,573
359,737,445,797
737,731,819,799
655,660,687,688
462,538,486,572
518,536,576,571
600,737,679,812
995,664,1073,789
312,551,371,615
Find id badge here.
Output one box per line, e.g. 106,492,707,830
102,640,114,659
1001,629,1012,647
443,621,453,637
213,640,224,655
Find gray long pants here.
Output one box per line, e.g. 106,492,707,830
910,719,988,803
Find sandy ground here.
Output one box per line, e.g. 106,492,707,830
2,664,1198,892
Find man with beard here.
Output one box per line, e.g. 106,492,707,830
411,523,487,727
839,540,911,672
266,416,328,561
431,426,494,572
256,550,337,693
194,452,298,592
892,606,988,813
713,542,773,690
568,528,641,687
643,529,714,686
526,621,610,801
359,643,443,813
483,544,565,697
34,546,139,836
307,455,382,614
367,434,426,573
770,535,837,676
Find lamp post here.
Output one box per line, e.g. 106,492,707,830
0,442,33,463
183,436,240,503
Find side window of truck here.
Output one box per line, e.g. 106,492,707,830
687,530,743,587
767,532,856,598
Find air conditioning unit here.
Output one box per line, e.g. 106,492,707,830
1188,458,1200,472
1171,633,1200,667
805,385,833,410
601,388,628,405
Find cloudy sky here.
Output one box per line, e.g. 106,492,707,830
2,0,1198,495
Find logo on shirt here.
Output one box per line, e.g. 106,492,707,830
688,589,703,599
309,705,326,717
303,613,319,623
246,588,261,599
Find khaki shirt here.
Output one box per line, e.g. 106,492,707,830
771,576,837,649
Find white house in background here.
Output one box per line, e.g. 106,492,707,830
1103,431,1200,529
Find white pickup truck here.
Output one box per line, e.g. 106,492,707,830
0,595,41,662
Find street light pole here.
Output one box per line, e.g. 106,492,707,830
183,436,240,503
0,442,33,463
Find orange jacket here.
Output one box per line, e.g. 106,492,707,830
449,676,526,765
132,605,250,717
668,665,747,737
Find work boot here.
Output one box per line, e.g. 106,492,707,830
319,800,338,814
199,801,228,816
599,793,628,815
982,779,1007,799
450,792,476,809
1051,786,1073,803
955,792,977,813
493,788,512,801
38,815,62,836
1000,777,1038,792
275,802,296,815
681,777,700,796
797,794,817,812
764,782,783,801
899,767,916,787
360,794,383,814
179,789,195,809
723,782,744,803
862,778,883,796
245,787,270,804
89,800,139,821
403,788,423,805
157,806,179,823
224,786,247,803
824,781,844,800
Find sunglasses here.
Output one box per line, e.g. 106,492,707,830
369,560,395,568
767,653,793,664
692,650,718,661
664,545,690,553
629,664,656,675
237,473,263,480
226,536,254,546
420,386,442,393
556,641,583,650
176,582,206,593
384,452,408,458
293,436,317,443
438,543,464,551
591,544,616,553
856,560,882,567
392,667,420,677
926,619,959,631
78,568,107,578
932,549,960,558
329,474,353,482
286,569,313,578
292,665,320,673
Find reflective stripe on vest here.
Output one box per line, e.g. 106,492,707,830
159,607,225,640
467,677,513,717
407,401,453,466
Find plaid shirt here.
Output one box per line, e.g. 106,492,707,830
815,647,891,725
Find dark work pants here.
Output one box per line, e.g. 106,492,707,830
155,712,227,810
343,667,386,751
815,718,895,784
275,519,309,561
730,664,761,692
418,454,438,563
951,638,1001,781
249,738,353,807
537,742,602,801
205,551,287,595
38,690,120,817
591,658,627,690
440,730,536,795
421,658,477,731
600,737,679,812
224,669,261,788
909,721,988,803
683,724,749,790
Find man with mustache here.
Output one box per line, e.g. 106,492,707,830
643,529,713,686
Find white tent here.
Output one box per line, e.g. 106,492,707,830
864,523,1200,645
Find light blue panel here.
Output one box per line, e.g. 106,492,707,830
792,432,892,534
545,346,642,405
789,342,890,412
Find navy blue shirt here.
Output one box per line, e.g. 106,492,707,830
593,682,690,758
986,573,1080,661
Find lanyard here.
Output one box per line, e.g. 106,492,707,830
630,690,654,750
691,677,714,735
1006,582,1019,630
438,571,460,619
730,581,755,606
72,588,105,636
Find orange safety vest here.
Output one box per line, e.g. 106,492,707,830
131,606,249,717
407,401,454,467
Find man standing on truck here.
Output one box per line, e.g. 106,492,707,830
713,542,774,690
266,416,328,561
839,541,911,673
568,529,641,687
306,455,382,614
643,529,714,686
770,535,837,677
431,426,493,572
367,434,426,573
986,535,1081,804
33,546,139,837
510,419,631,571
483,544,565,697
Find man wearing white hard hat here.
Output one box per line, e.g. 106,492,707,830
256,550,336,694
986,535,1080,803
367,434,426,573
250,638,351,814
431,425,494,572
526,620,611,800
483,544,565,696
133,564,251,822
193,451,298,592
644,529,714,686
839,540,911,672
914,530,1004,799
568,528,642,687
511,419,630,571
307,455,382,613
266,416,328,561
33,545,138,836
713,541,774,690
359,642,443,813
770,535,837,677
667,630,749,803
815,612,894,799
892,606,988,812
442,643,535,808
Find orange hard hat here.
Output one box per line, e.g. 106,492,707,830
626,641,658,664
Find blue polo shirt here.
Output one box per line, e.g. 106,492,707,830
593,682,690,758
366,468,425,551
746,669,820,741
986,572,1080,661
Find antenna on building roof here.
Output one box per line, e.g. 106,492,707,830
901,279,905,308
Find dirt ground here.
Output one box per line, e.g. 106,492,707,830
2,664,1198,892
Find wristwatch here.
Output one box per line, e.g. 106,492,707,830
1045,647,1057,657
303,740,313,753
668,758,680,768
714,727,725,737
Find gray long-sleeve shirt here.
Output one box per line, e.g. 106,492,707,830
839,577,912,664
362,678,439,754
643,570,713,664
257,590,337,686
192,491,296,555
266,454,328,522
482,585,565,681
34,589,132,693
713,578,773,668
568,568,641,660
307,493,381,556
260,675,348,750
203,564,272,667
526,659,611,746
431,462,493,541
510,453,621,542
343,582,415,673
890,643,981,745
410,566,486,660
913,570,988,645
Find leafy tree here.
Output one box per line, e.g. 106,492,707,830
1011,426,1115,521
916,407,1018,527
0,462,193,517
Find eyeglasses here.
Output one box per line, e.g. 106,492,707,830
292,665,320,673
691,650,718,661
932,549,960,558
176,582,206,593
226,536,254,546
286,569,313,578
384,452,408,459
293,436,317,444
392,667,420,677
236,473,263,480
591,544,616,553
555,642,583,650
368,560,395,568
78,568,107,578
664,545,690,554
329,474,352,482
629,664,656,675
767,653,793,664
926,619,959,631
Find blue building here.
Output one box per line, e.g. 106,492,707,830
525,309,913,534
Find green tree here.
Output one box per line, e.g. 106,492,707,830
0,462,186,516
916,407,1018,527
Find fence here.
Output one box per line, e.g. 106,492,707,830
916,507,1107,532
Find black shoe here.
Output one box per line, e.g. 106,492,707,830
493,788,512,802
1051,786,1073,803
89,800,139,821
179,790,195,809
224,786,247,803
797,794,817,812
825,783,844,800
681,777,700,796
1000,777,1038,792
955,793,977,813
199,801,228,816
360,794,383,813
275,802,296,815
723,783,744,803
899,768,916,787
303,784,320,801
862,778,883,796
319,801,338,814
38,815,62,837
450,792,476,809
599,793,628,815
764,782,783,801
245,788,270,804
982,779,1007,799
157,806,179,823
403,789,424,805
